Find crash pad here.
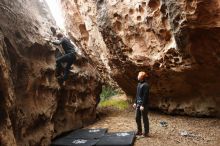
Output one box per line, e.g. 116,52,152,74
95,131,135,146
65,128,108,139
51,138,98,146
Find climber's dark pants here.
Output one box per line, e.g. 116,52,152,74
135,106,149,134
56,52,75,81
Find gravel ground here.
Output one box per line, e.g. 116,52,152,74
87,106,220,146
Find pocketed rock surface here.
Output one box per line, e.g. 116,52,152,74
0,0,102,145
62,0,220,117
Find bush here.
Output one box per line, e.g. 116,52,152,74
99,99,129,110
100,86,118,101
99,86,128,110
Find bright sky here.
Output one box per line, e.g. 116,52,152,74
45,0,65,30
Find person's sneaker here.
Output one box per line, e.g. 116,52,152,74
143,133,149,137
135,131,142,136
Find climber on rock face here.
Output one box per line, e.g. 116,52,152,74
50,33,76,85
133,71,150,137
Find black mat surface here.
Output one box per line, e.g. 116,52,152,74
96,131,135,146
51,138,99,146
65,128,108,139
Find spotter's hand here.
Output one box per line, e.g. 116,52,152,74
133,103,137,109
140,106,144,111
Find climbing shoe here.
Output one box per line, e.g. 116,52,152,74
57,76,64,85
55,67,62,77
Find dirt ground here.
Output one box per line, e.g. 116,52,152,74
87,106,220,146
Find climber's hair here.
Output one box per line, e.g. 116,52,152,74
57,33,63,38
138,71,148,79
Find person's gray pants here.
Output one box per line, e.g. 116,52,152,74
135,106,149,134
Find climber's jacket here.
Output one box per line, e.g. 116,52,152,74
135,80,149,107
52,37,76,54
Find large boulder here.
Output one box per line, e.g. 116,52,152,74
61,0,220,117
0,0,102,145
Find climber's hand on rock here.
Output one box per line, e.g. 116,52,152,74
140,106,144,111
133,103,136,109
45,38,51,43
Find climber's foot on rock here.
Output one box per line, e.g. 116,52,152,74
55,68,63,77
57,76,65,85
55,72,60,78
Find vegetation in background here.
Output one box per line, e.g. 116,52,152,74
100,86,119,101
99,99,128,110
99,85,128,110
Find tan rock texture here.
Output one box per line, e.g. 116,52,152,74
0,0,102,146
62,0,220,117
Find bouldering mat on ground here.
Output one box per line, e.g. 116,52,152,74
65,128,108,139
51,129,108,146
95,131,135,146
51,138,99,146
51,129,135,146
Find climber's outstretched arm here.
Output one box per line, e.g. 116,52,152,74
52,40,62,45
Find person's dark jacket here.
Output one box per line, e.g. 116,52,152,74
136,80,150,107
52,37,76,54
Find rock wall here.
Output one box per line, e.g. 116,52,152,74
0,0,102,146
62,0,220,117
